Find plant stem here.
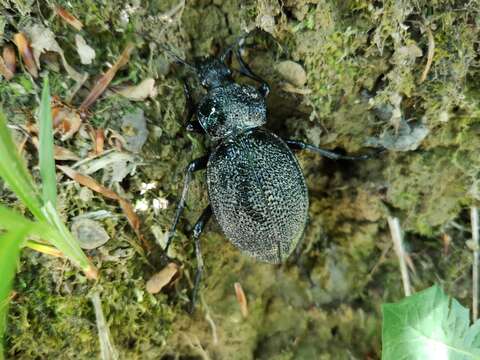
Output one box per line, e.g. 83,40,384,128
388,216,412,296
471,207,479,321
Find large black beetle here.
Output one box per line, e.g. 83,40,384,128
163,36,373,311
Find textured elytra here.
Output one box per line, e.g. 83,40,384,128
206,128,309,263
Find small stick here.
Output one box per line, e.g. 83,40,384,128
200,293,218,345
388,217,412,296
91,292,119,360
471,207,479,320
419,25,435,84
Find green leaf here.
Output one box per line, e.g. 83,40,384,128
0,203,54,240
38,77,57,207
0,203,96,278
0,110,44,220
0,227,29,360
382,285,480,360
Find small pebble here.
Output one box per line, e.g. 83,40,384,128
71,218,110,250
276,60,307,87
146,263,179,294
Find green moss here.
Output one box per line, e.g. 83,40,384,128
385,150,468,235
3,0,480,358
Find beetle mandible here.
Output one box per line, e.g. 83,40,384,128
163,35,374,311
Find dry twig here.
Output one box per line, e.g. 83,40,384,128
91,292,119,360
234,282,248,318
419,25,435,84
387,216,412,296
55,5,83,31
79,44,134,111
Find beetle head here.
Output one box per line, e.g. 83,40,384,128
194,57,232,89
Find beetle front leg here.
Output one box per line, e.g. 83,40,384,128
234,45,270,97
188,205,212,313
286,139,382,160
165,156,209,253
183,80,204,133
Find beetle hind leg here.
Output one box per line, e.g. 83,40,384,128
188,205,213,313
286,139,384,160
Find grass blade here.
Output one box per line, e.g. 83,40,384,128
0,203,97,279
0,111,43,220
0,227,29,359
38,77,57,208
0,203,52,238
41,202,98,279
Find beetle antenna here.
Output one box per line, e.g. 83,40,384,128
220,33,249,63
160,44,196,72
220,42,236,63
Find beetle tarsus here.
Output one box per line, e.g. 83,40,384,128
186,120,204,133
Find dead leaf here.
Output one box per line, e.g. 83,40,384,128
146,263,179,294
234,282,248,318
55,5,83,31
94,128,105,155
57,165,147,249
80,43,135,111
0,56,13,80
107,130,127,150
24,24,83,81
75,151,137,185
121,108,148,153
442,233,451,256
115,78,157,101
75,34,95,65
13,32,38,78
71,151,138,192
31,137,80,160
58,111,82,141
58,165,118,199
53,146,80,161
51,99,82,141
3,45,16,74
118,197,142,240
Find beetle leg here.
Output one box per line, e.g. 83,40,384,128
183,80,204,133
165,156,209,253
234,46,270,97
189,205,213,313
285,140,383,160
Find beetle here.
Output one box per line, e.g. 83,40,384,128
163,35,374,312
